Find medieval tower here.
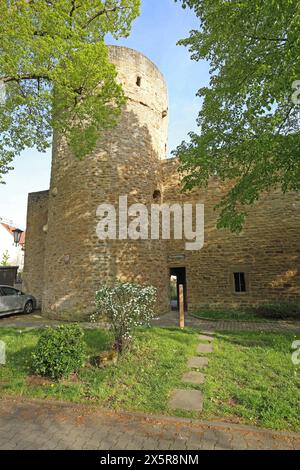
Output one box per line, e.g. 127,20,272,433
24,46,170,317
23,46,300,318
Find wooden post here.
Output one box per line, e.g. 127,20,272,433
179,284,185,329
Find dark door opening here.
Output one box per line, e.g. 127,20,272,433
170,267,187,312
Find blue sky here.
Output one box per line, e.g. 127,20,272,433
0,0,209,229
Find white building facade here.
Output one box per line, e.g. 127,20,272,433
0,219,25,270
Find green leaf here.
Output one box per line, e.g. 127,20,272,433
175,0,300,231
0,0,141,181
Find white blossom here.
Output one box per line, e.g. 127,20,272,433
94,282,157,352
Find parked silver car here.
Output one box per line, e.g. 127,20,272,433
0,285,36,317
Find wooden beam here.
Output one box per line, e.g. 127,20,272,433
179,284,185,329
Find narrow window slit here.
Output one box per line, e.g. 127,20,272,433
234,272,246,293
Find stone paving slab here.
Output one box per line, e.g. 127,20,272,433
182,371,205,385
201,330,216,336
199,334,214,342
197,343,213,354
0,399,299,450
169,389,204,412
188,356,209,368
0,311,108,330
2,312,300,333
152,312,300,333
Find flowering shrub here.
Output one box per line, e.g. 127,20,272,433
93,282,157,352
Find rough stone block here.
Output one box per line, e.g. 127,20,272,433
199,334,214,343
188,357,209,368
197,344,213,354
182,371,205,385
169,389,203,411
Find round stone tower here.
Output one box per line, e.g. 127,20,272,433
42,46,170,318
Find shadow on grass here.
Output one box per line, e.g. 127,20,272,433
213,330,296,353
138,326,200,348
1,329,39,372
2,328,112,376
83,329,112,354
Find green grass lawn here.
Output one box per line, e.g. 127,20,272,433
202,331,300,432
0,327,198,413
0,327,299,432
192,303,300,322
191,310,262,321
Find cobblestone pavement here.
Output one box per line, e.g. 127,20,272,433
0,312,106,330
0,399,299,450
1,311,300,333
152,312,300,332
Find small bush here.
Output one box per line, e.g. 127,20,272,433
253,302,300,320
32,324,86,380
93,282,157,352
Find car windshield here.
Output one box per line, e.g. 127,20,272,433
1,287,18,296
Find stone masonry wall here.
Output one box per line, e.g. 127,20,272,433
162,158,300,311
23,46,300,318
22,191,49,307
39,46,169,318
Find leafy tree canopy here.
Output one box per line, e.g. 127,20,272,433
0,0,140,181
176,0,300,231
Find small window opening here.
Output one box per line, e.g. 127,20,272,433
136,76,141,87
153,190,161,201
162,110,168,118
234,272,246,293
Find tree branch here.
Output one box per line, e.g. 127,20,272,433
85,5,130,27
70,0,77,18
1,75,50,83
245,35,288,43
277,105,295,135
85,7,117,26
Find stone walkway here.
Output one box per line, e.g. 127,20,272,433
0,399,299,450
0,313,107,330
152,312,300,332
1,311,300,332
169,334,214,413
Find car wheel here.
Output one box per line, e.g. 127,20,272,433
24,301,33,314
